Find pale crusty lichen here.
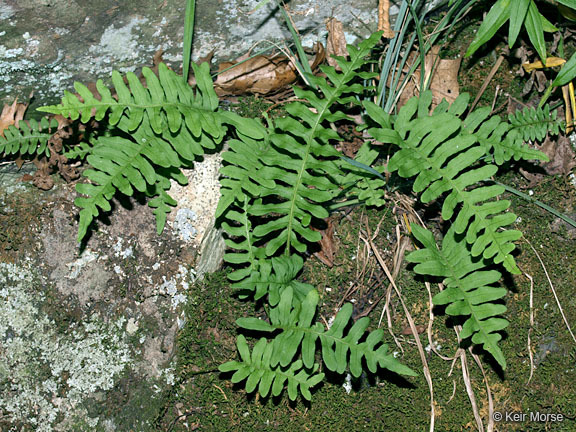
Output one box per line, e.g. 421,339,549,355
0,261,132,431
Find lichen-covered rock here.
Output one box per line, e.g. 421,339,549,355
0,0,387,111
0,177,200,431
0,262,133,430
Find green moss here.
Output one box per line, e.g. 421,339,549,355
159,167,576,430
230,96,287,122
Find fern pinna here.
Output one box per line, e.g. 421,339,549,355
0,117,58,158
39,63,223,241
218,32,416,400
364,91,550,369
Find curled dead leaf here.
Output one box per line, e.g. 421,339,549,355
539,134,576,176
311,216,339,267
212,43,325,96
214,55,297,96
0,99,28,137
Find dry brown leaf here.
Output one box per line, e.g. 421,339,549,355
212,44,325,96
312,216,339,268
401,324,426,335
394,46,461,109
522,70,548,96
326,18,347,70
539,134,576,176
520,133,576,186
0,99,27,137
378,0,395,38
214,55,297,96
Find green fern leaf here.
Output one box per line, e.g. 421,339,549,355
219,32,415,402
365,92,528,273
237,283,416,378
508,104,561,142
319,303,416,378
39,63,223,241
221,199,267,283
219,335,324,401
217,114,274,220
39,63,222,139
462,106,551,165
0,117,57,157
219,32,382,259
406,224,508,369
73,125,188,241
232,255,313,305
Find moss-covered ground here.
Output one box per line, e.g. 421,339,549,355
155,168,576,431
155,6,576,427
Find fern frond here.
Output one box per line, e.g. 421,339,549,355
216,113,274,220
462,106,550,165
74,134,170,240
39,63,222,140
0,117,57,157
218,32,415,401
406,224,508,369
40,64,223,241
237,285,417,379
220,32,382,259
365,92,530,273
231,255,314,305
219,335,325,401
508,104,561,142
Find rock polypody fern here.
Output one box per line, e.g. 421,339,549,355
218,32,417,398
1,30,561,398
39,63,223,241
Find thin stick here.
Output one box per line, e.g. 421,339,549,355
522,236,576,344
460,350,485,432
470,350,493,432
490,85,500,113
365,235,436,432
524,272,535,384
469,55,504,112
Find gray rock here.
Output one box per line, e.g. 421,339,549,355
0,179,197,431
0,0,390,111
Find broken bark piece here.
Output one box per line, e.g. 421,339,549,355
326,18,348,70
393,46,461,109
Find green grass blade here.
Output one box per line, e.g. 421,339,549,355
183,0,196,82
494,180,576,229
275,0,314,84
465,0,511,58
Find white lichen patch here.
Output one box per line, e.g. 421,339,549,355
172,208,198,242
342,373,353,394
156,264,196,310
89,17,148,63
66,248,99,279
0,3,15,20
0,262,132,431
112,237,134,259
